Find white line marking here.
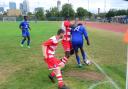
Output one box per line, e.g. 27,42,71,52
88,81,110,89
86,54,120,89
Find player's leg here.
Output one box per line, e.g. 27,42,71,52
80,47,91,65
48,71,56,83
26,31,30,48
48,57,69,89
70,49,74,55
65,51,70,58
48,57,67,83
74,47,82,67
80,46,86,61
53,68,69,89
62,41,73,58
27,36,30,48
21,36,26,47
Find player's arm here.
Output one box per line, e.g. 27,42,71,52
82,26,90,45
42,39,53,58
28,24,31,30
42,45,47,58
19,22,22,30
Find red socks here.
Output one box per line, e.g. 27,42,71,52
50,71,55,77
61,57,68,64
56,74,64,87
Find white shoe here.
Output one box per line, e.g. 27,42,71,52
20,44,23,47
27,46,30,48
84,60,92,65
78,64,82,68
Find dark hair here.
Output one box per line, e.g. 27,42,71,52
78,23,83,26
64,16,69,20
24,16,28,19
57,29,65,35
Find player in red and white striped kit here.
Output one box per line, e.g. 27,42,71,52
61,18,74,58
42,29,69,89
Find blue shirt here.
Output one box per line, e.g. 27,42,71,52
71,25,88,43
20,21,30,31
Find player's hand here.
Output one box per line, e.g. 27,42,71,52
87,41,90,46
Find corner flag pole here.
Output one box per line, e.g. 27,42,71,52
124,29,128,89
126,45,128,89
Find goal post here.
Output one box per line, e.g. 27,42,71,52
3,16,16,22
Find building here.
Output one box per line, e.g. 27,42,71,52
0,7,4,13
22,0,30,15
98,8,100,14
7,9,21,16
9,2,16,9
57,0,61,12
19,0,30,15
20,3,23,15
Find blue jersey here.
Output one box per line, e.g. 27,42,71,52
20,21,30,37
20,21,30,31
71,25,88,44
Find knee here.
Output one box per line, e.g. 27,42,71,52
70,49,74,55
59,62,65,68
27,37,30,40
65,51,70,58
24,37,26,40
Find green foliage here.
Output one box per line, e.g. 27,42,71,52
61,4,75,19
46,7,60,18
35,8,45,20
106,9,128,18
76,7,88,19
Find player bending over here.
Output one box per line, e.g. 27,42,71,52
42,29,69,89
61,18,74,59
19,16,31,48
71,23,91,67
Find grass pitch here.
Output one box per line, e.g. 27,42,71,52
0,21,126,89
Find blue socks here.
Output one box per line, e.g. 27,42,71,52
76,55,81,64
27,40,30,46
81,51,87,61
21,38,26,44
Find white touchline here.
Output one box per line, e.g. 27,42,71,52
88,81,110,89
86,54,120,89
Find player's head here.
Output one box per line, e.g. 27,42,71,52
64,20,70,28
24,16,28,21
57,29,65,39
78,23,83,26
64,16,69,21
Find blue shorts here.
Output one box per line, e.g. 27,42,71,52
22,30,30,37
72,41,83,51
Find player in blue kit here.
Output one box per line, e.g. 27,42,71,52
19,16,31,48
71,23,91,67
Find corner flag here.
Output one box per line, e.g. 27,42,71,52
124,30,128,44
124,29,128,89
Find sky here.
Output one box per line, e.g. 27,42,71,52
0,0,128,13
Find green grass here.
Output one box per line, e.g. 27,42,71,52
0,21,126,89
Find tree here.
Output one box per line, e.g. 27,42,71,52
27,12,33,16
97,13,106,18
46,7,60,18
35,7,45,20
3,11,7,16
116,9,127,16
106,9,117,18
61,4,75,19
88,11,92,18
76,7,88,19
